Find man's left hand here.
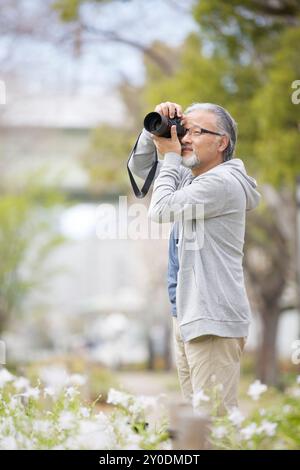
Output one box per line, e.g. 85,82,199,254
151,125,182,156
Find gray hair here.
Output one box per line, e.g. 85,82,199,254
184,103,237,161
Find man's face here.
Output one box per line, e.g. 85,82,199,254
180,110,225,169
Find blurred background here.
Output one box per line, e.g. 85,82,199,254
0,0,299,405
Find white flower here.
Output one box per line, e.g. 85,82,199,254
110,414,131,439
69,374,87,387
13,376,30,391
192,389,210,409
283,404,292,414
124,430,142,447
7,397,18,410
247,380,267,401
44,386,55,398
0,369,173,450
79,407,90,418
17,435,34,449
296,375,300,385
0,436,18,450
65,386,79,399
128,396,157,416
72,419,116,450
33,420,52,434
147,434,159,445
258,420,277,437
212,426,227,439
0,368,15,387
0,416,14,430
128,401,144,416
292,388,300,398
40,366,69,392
94,411,109,423
107,389,131,408
58,411,75,431
259,408,266,416
228,407,245,427
78,420,101,435
124,444,142,450
241,422,258,440
22,387,40,399
138,395,158,409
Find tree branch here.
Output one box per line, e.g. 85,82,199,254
80,23,174,75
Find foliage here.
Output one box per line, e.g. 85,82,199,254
81,124,135,194
209,377,300,449
144,0,300,186
0,367,170,450
55,1,300,189
1,366,300,450
25,357,119,403
0,179,66,332
81,80,148,194
53,0,107,22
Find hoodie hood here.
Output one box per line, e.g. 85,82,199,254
221,158,261,211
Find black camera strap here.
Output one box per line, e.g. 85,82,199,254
127,132,158,199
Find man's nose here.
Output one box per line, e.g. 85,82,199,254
181,131,190,144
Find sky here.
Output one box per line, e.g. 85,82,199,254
0,0,198,126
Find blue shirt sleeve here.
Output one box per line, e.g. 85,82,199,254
167,222,179,316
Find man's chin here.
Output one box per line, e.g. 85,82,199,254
181,153,201,169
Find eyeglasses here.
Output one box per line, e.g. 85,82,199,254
183,126,224,138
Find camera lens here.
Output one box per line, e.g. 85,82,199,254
152,116,162,132
144,112,169,136
144,111,186,138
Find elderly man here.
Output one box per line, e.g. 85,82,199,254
128,101,260,413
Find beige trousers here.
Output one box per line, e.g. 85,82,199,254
172,316,246,415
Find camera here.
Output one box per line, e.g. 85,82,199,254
143,111,186,138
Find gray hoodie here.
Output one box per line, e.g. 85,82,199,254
128,130,261,341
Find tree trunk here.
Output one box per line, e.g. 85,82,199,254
146,333,155,371
0,307,8,336
257,308,280,385
163,320,172,371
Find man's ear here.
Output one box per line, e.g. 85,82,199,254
218,135,229,153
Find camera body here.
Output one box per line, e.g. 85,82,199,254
143,111,186,138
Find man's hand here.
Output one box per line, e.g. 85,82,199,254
154,101,182,118
152,125,182,156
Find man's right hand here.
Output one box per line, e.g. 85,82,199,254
154,102,183,119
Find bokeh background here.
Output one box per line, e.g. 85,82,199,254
0,0,300,446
